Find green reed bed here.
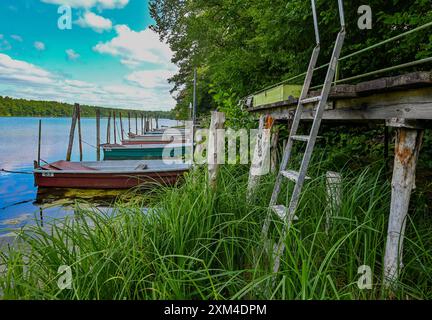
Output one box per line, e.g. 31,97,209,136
0,163,431,300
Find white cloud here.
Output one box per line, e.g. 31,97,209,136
0,53,54,85
76,11,112,33
126,69,175,89
10,35,23,42
34,41,46,51
65,49,80,60
41,0,129,9
0,53,175,110
93,25,173,67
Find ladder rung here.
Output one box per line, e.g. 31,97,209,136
300,96,322,104
271,205,300,221
291,135,323,142
280,170,311,182
291,135,310,142
271,205,288,220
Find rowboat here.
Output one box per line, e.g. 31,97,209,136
102,143,191,160
34,160,190,189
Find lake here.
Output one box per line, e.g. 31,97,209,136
0,117,178,237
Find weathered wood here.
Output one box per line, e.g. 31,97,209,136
77,104,83,161
247,115,274,200
208,111,226,189
106,112,111,144
119,112,124,141
128,112,131,135
141,114,144,134
248,79,432,121
113,112,117,145
37,119,42,167
66,104,78,161
270,127,280,173
325,171,342,233
135,113,138,134
96,109,101,161
383,125,424,287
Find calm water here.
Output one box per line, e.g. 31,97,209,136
0,117,178,236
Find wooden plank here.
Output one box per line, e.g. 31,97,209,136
66,104,78,161
356,71,432,94
384,126,424,287
250,87,432,121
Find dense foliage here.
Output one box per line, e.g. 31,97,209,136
0,96,175,119
149,0,432,119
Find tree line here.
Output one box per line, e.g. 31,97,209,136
0,96,175,119
149,0,432,120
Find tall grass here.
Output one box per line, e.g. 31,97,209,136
1,163,431,300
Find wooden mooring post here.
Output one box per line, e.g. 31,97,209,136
119,112,124,141
77,104,83,161
113,111,117,145
135,113,138,135
128,112,131,135
96,109,101,161
208,111,226,189
37,119,42,167
247,115,274,201
106,112,111,144
66,103,79,161
383,118,425,288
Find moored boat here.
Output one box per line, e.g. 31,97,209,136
102,143,191,160
34,160,190,189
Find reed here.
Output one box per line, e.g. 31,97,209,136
1,162,431,300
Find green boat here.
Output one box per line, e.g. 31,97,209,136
103,143,191,160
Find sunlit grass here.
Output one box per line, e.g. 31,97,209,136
0,162,431,300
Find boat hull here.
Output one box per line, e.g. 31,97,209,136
34,170,186,189
34,160,190,189
103,145,189,160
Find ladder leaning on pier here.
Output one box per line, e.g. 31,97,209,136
261,0,347,273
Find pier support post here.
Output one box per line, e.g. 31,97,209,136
208,111,226,190
325,171,342,233
96,109,101,161
270,126,280,173
247,115,274,201
66,104,79,161
384,118,424,288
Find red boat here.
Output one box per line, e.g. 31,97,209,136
34,160,191,189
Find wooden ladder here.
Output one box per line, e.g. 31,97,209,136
262,0,347,273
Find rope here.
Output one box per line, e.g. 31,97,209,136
1,169,33,175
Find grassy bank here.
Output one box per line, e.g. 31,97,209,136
1,161,431,299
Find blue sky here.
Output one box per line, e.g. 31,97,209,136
0,0,177,111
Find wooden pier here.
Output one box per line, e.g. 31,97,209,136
245,71,432,287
